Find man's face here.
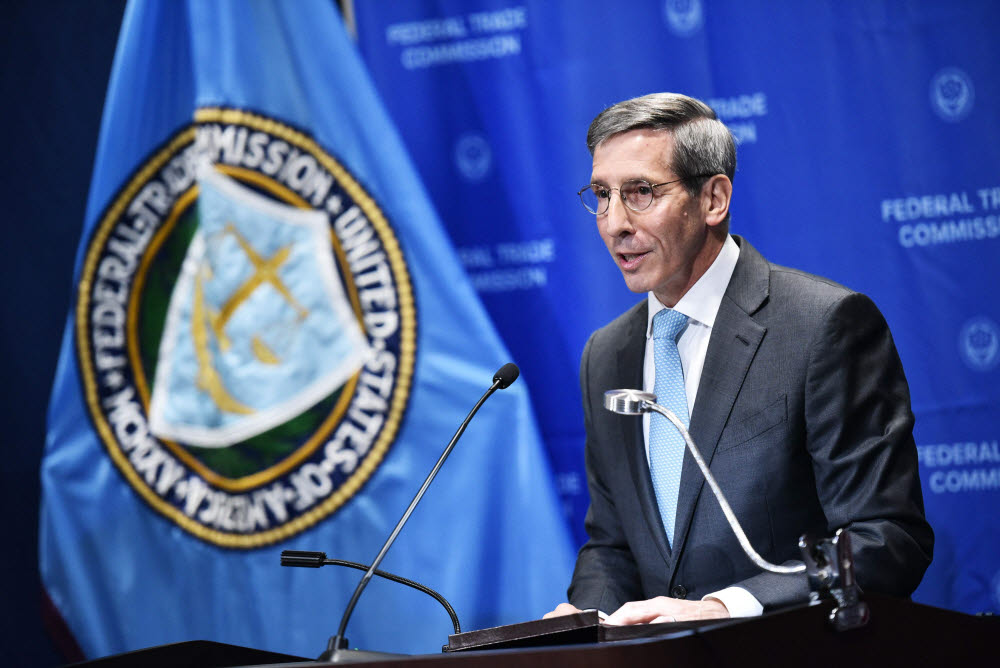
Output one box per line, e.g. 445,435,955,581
590,129,714,307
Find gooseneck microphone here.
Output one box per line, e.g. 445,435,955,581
280,551,460,634
312,363,520,662
604,388,805,575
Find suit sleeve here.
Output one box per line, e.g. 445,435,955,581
738,292,934,608
567,333,644,613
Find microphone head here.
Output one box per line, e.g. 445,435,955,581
604,389,656,415
493,363,520,389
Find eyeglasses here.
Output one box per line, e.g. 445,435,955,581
577,177,698,215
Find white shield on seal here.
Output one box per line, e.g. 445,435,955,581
149,168,371,448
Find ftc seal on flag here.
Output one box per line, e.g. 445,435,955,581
76,108,416,548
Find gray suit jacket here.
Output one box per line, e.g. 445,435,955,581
568,236,933,613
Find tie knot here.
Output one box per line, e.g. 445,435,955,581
653,308,688,341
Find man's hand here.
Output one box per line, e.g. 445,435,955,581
603,596,729,625
542,602,585,619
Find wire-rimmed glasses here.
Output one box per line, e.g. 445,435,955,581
577,178,686,215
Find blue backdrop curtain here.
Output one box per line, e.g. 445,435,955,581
352,0,1000,615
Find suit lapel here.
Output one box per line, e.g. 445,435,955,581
616,302,673,564
670,237,770,564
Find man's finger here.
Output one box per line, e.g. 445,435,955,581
604,601,662,626
542,602,582,619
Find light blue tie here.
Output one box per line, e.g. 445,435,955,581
649,308,690,547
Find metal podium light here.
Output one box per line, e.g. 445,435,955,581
603,389,805,576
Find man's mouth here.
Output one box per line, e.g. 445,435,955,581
618,251,649,269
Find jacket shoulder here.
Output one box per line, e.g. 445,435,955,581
732,237,862,318
768,263,857,308
586,300,647,352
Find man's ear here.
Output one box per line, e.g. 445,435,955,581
701,175,732,228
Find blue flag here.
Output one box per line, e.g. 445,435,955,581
39,0,574,658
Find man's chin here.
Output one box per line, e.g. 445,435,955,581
619,272,652,295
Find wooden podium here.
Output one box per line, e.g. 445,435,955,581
73,594,995,667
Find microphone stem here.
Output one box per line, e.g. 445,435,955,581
329,379,501,652
645,400,805,575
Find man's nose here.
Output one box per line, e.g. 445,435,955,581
601,195,634,236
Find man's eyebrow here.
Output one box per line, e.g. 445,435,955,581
589,175,655,186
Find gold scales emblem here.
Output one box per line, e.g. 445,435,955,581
191,222,309,417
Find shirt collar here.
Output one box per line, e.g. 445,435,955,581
646,234,741,337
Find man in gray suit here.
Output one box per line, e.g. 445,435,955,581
545,93,933,624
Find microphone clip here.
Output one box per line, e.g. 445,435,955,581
799,529,869,631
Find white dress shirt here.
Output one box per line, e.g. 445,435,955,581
640,234,763,618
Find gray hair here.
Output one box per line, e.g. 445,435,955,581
587,93,736,196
